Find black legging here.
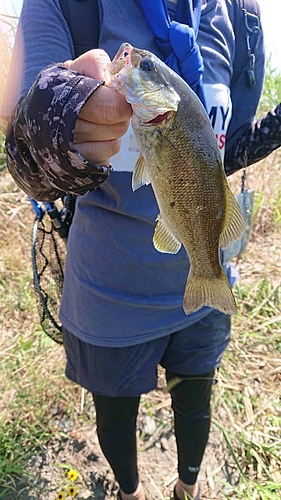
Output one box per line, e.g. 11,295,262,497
93,370,214,494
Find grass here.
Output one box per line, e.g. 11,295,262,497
258,60,281,114
0,317,82,497
0,13,281,499
213,152,281,497
1,157,280,500
211,274,281,498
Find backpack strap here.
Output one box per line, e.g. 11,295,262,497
232,0,261,88
59,0,100,57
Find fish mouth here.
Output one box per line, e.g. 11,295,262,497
146,111,170,124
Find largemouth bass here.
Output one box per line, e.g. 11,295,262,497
107,43,245,315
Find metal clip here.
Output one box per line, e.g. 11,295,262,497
243,10,259,88
243,10,260,35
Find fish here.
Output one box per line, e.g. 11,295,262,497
107,43,245,316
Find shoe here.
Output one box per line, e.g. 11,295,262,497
173,484,201,500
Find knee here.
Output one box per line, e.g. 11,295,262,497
93,394,140,427
166,371,214,417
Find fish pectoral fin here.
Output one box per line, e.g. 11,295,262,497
153,214,181,254
219,187,245,250
183,271,237,316
132,154,151,191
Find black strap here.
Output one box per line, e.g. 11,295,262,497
59,0,100,57
232,0,261,88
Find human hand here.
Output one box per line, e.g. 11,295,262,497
64,49,132,166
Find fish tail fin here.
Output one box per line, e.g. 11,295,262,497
183,271,237,316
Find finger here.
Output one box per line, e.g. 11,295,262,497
75,138,122,165
64,49,111,80
78,85,132,124
74,118,130,143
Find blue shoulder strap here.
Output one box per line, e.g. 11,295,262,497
59,0,100,56
138,0,206,108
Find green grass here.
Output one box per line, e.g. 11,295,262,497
0,325,61,490
211,274,281,499
258,61,281,114
0,321,82,497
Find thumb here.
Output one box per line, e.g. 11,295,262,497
64,49,111,80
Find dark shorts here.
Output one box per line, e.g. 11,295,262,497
63,309,231,397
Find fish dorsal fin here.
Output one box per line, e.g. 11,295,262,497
132,154,151,191
153,214,182,254
219,186,245,250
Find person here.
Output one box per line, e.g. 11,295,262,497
2,1,281,499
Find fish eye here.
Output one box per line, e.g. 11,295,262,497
140,58,155,71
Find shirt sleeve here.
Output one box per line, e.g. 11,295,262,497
224,103,281,176
5,64,112,202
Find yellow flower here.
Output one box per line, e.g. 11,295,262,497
67,485,78,497
56,492,66,500
67,469,79,481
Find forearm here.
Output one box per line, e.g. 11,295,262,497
225,103,281,175
5,64,111,201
